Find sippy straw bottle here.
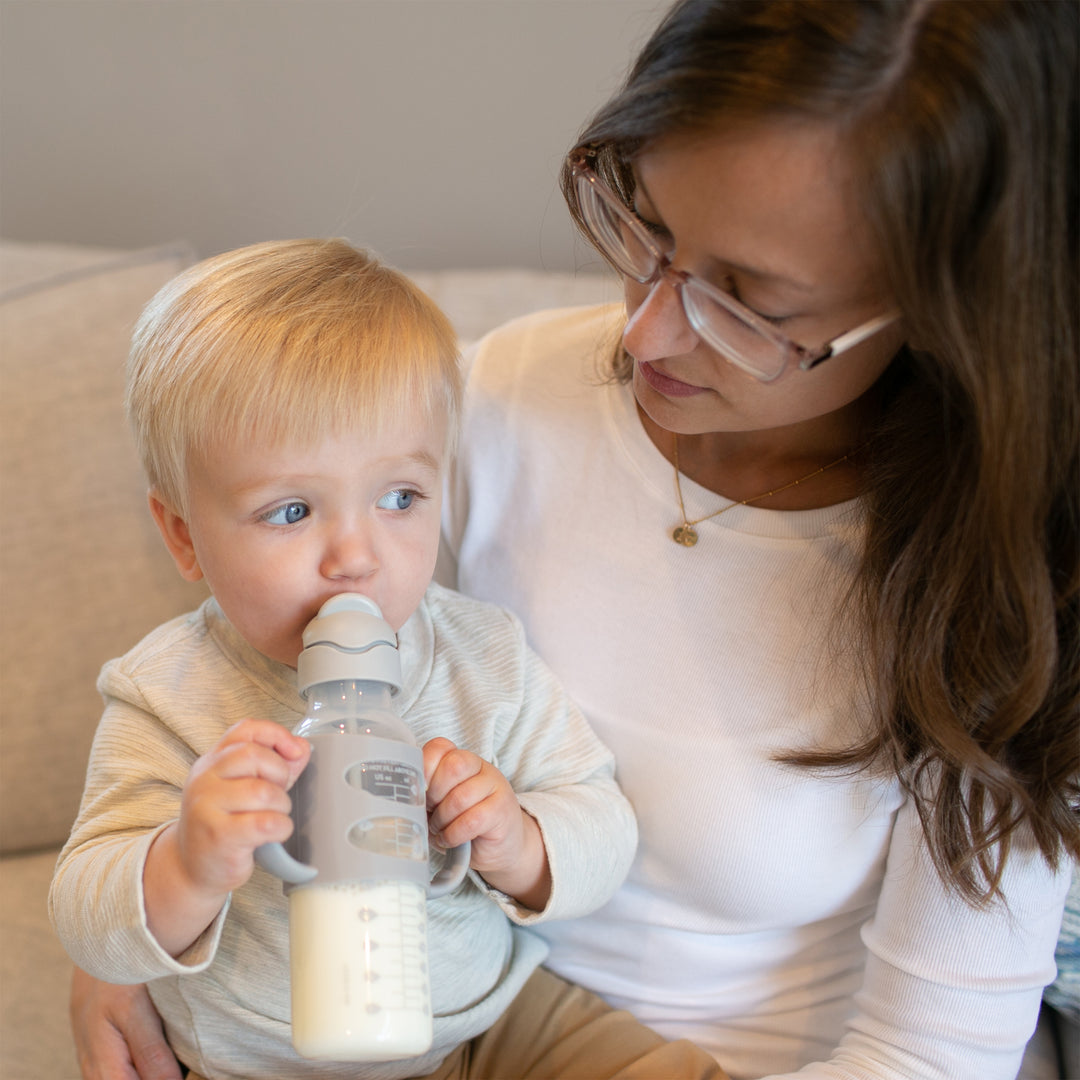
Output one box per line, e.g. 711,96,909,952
255,593,470,1061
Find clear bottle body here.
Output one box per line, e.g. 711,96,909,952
293,678,413,743
287,679,433,1061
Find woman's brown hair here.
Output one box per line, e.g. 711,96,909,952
562,0,1079,904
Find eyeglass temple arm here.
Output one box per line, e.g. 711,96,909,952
798,311,901,370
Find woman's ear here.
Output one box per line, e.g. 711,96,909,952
148,491,204,582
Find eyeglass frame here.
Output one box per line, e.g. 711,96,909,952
569,151,900,383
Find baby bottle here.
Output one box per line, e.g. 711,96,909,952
255,593,470,1061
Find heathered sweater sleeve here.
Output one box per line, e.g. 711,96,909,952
49,658,230,983
417,586,638,927
491,642,638,925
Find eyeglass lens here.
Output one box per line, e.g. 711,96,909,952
576,174,656,282
681,284,791,380
576,171,792,380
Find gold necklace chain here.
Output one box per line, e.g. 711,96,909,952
671,436,861,547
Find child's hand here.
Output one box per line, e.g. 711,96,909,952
144,719,310,957
423,737,551,911
175,719,310,897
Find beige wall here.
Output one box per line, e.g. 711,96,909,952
1,0,669,271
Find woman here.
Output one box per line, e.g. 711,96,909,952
71,1,1078,1077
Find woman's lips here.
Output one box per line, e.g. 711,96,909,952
637,360,707,398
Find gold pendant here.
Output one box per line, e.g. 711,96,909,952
672,524,698,547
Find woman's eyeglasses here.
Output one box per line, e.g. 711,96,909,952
570,152,899,382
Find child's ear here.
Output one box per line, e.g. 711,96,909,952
148,491,204,583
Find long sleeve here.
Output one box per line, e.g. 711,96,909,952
49,635,238,983
788,801,1069,1080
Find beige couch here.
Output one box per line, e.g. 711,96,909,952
0,239,1066,1078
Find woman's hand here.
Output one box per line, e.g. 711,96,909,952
423,737,551,910
70,968,182,1080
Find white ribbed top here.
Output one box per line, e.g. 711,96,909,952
443,303,1069,1080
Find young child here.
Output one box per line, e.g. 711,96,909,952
49,240,722,1080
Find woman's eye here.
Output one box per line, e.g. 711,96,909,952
377,489,417,512
719,275,789,326
635,214,673,248
262,501,309,526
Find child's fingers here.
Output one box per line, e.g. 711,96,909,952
198,721,310,789
427,766,502,837
433,789,511,851
177,804,295,894
225,807,295,846
179,770,298,876
423,741,485,807
422,740,523,858
217,718,309,762
182,748,299,860
422,737,458,786
175,724,310,894
200,742,294,789
188,772,294,818
185,802,294,856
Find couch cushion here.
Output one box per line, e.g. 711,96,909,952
0,848,80,1076
0,242,210,854
405,267,618,347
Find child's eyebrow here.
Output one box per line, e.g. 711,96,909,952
230,474,317,498
415,450,442,471
227,448,444,500
385,449,443,475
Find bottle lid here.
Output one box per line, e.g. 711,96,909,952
297,594,402,695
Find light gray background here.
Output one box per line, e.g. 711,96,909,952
1,0,670,270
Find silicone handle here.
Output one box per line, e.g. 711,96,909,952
254,837,472,896
426,839,472,898
254,841,318,884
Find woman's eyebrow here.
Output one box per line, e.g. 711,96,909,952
633,170,818,294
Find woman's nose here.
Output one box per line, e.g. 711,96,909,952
621,273,699,362
320,525,378,581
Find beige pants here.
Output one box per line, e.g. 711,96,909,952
185,967,728,1080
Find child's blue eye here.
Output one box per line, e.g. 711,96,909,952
263,502,309,525
377,489,416,511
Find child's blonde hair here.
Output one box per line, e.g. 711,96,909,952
126,238,461,514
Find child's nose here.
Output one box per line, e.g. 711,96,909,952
320,525,378,581
621,275,699,363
